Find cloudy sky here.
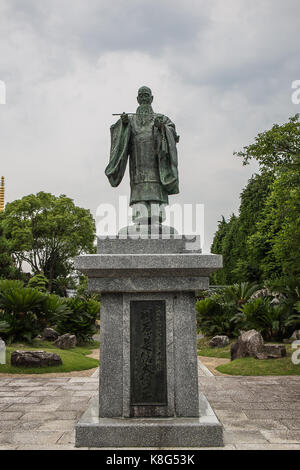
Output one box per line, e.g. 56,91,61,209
0,0,299,251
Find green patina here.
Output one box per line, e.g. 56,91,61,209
105,86,180,213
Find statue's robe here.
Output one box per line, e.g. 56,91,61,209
105,112,179,205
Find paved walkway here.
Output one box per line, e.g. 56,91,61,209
0,365,300,450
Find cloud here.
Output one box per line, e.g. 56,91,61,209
0,0,299,251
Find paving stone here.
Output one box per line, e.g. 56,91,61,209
62,384,98,390
214,410,248,420
0,391,32,397
56,402,90,412
0,432,13,444
245,409,300,419
0,396,42,404
69,378,98,383
11,431,64,445
29,390,62,397
280,420,300,430
57,430,75,444
38,420,75,431
0,420,41,431
236,443,300,450
5,403,60,412
261,430,300,443
211,402,242,411
224,430,268,444
21,412,57,421
16,445,85,450
0,445,19,450
0,411,23,420
73,390,98,396
221,419,288,431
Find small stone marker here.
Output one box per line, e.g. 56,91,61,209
0,338,5,364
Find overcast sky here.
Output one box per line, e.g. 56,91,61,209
0,0,299,251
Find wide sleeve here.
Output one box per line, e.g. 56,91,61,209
105,119,131,187
157,115,180,195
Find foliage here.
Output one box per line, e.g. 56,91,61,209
195,282,260,337
55,296,100,344
234,114,300,171
195,281,299,341
212,115,300,284
0,286,47,343
0,213,21,280
2,192,96,291
232,298,289,341
0,281,70,343
27,272,48,292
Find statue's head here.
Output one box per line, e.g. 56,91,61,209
137,86,153,105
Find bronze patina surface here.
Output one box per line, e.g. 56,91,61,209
105,86,179,212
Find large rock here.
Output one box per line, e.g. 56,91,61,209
54,333,77,349
231,329,265,360
11,350,62,367
209,335,230,348
291,330,300,340
263,344,286,359
42,327,59,341
231,330,287,360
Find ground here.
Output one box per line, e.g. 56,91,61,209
0,360,300,450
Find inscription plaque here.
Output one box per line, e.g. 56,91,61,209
130,300,167,406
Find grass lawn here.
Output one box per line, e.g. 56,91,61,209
197,336,233,358
0,340,99,374
197,337,300,376
216,350,300,376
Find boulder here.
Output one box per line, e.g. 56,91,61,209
42,328,59,341
263,344,286,359
291,330,300,340
54,333,77,350
231,329,265,360
231,330,287,360
209,335,230,348
11,350,62,367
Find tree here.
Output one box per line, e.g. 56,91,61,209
2,192,96,290
212,114,300,284
0,212,20,280
234,113,300,172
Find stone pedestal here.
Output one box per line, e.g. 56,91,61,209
74,235,223,447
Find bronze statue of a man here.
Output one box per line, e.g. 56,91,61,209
105,86,179,223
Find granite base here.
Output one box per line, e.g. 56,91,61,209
75,394,223,448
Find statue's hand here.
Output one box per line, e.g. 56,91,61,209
154,116,164,129
121,112,129,125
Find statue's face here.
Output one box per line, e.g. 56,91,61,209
137,87,153,105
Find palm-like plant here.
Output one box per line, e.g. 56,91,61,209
232,298,289,341
0,287,47,343
221,282,260,307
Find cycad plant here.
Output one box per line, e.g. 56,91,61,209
56,296,100,344
232,297,289,341
0,286,47,343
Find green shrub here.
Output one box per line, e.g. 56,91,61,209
0,281,72,343
0,286,47,343
27,272,48,292
233,298,289,341
55,297,100,344
196,282,260,338
196,297,235,337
